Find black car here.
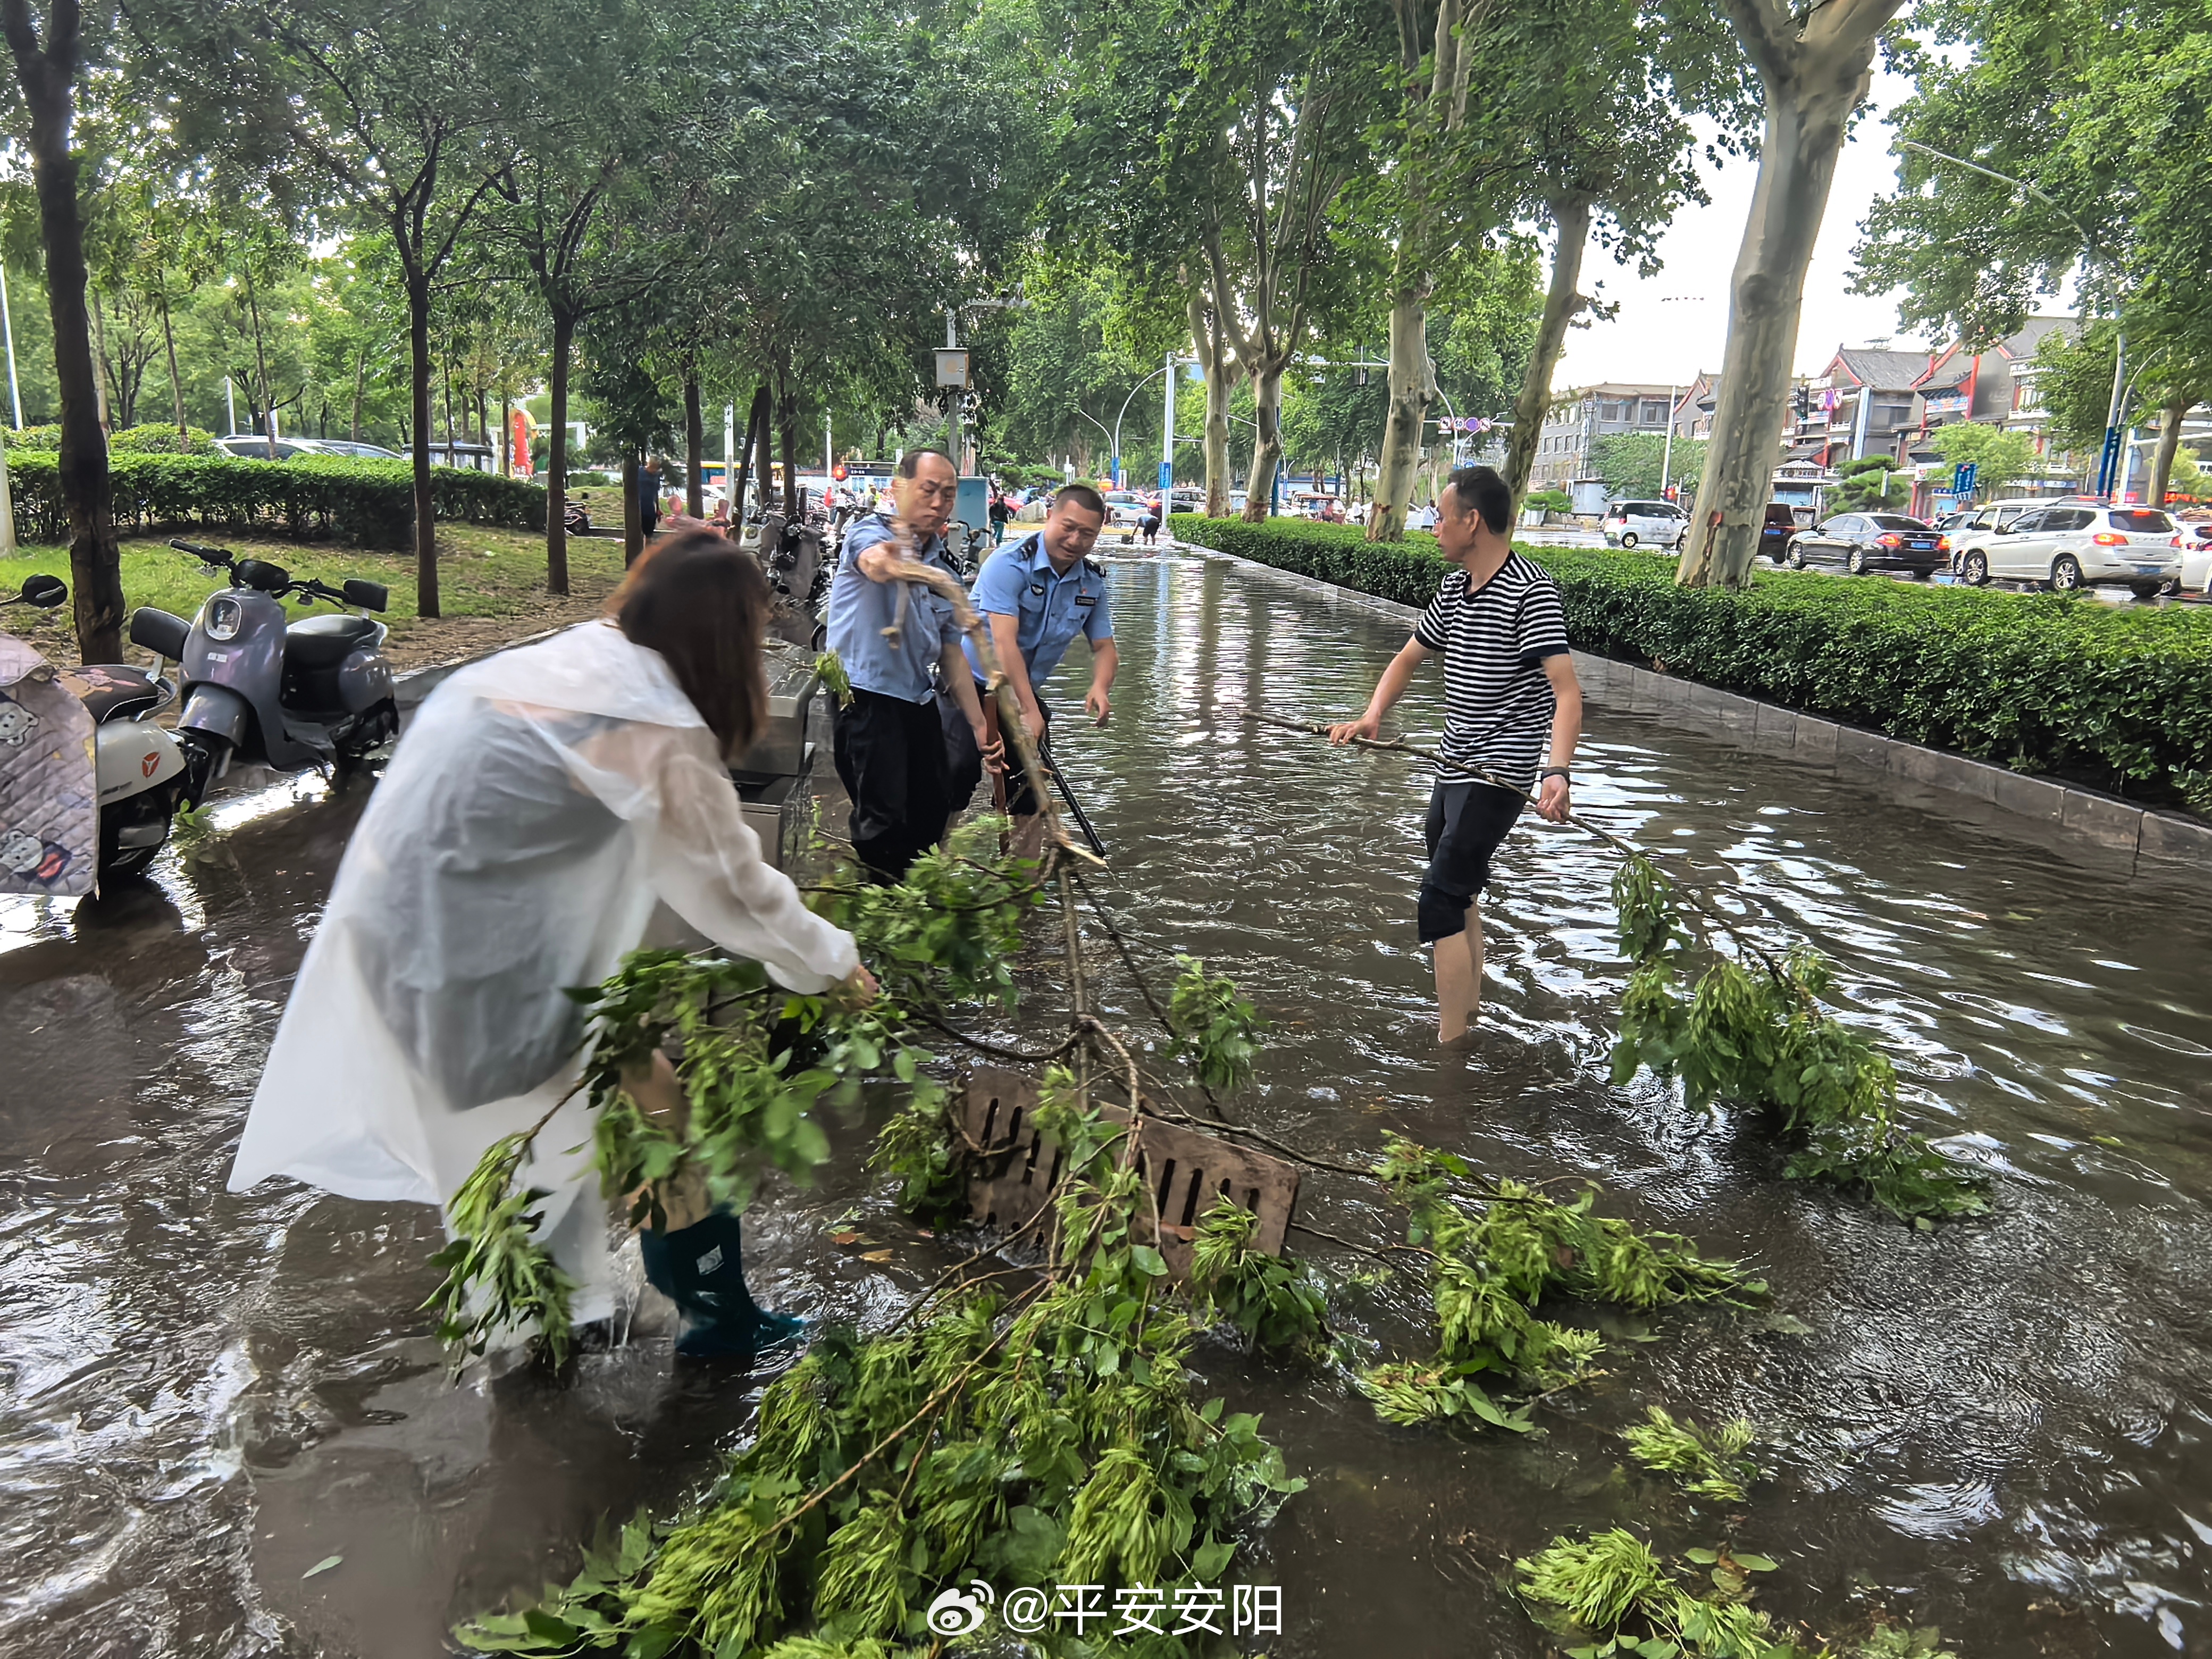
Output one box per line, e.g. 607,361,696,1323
1757,501,1798,560
1784,511,1948,577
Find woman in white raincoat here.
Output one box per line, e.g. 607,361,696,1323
230,531,872,1357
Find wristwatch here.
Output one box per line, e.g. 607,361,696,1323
1538,766,1572,783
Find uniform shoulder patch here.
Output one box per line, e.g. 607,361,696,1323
1082,557,1105,575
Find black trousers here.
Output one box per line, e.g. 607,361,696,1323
1419,781,1522,943
943,684,1050,819
833,688,952,882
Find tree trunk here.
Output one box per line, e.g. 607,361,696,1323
90,287,110,432
499,387,510,478
1243,362,1285,522
406,271,439,617
1186,286,1235,516
684,369,704,517
545,308,574,595
732,381,768,523
1678,0,1900,588
350,341,365,442
2149,397,2189,509
1503,194,1592,508
623,448,642,566
244,269,276,458
9,23,121,663
1368,256,1434,541
777,367,799,516
160,286,186,438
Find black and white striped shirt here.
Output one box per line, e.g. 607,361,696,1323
1412,552,1570,785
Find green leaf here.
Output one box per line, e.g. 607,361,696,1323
1130,1244,1169,1277
301,1555,342,1580
1731,1553,1778,1572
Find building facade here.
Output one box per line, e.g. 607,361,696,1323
1528,383,1681,493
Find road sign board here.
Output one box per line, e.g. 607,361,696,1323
1159,461,1172,490
1953,462,1978,495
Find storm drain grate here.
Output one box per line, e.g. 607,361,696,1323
960,1065,1300,1279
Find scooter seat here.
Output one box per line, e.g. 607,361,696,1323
284,613,386,669
59,663,170,724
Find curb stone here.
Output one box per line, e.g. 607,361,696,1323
1176,538,2211,879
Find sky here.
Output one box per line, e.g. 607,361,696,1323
1552,70,1931,392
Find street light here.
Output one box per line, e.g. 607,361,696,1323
941,292,1028,473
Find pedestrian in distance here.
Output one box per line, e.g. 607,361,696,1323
635,454,664,540
1140,495,1163,546
826,449,1005,881
230,532,877,1360
943,483,1118,834
1330,465,1582,1046
989,484,1013,545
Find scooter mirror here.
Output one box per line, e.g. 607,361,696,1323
19,573,65,608
341,579,389,613
234,558,290,592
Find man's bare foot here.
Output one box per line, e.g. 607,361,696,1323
1436,1022,1479,1050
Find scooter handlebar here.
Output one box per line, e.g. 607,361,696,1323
167,537,233,565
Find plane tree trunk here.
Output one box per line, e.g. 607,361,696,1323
1678,0,1904,588
2149,397,2189,509
1502,192,1591,507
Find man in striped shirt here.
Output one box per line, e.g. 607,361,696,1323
1331,465,1583,1044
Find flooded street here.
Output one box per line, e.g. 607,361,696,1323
5,549,2211,1657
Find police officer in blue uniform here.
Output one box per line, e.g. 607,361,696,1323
826,449,1002,880
944,483,1118,822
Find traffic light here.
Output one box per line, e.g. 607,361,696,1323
832,463,849,481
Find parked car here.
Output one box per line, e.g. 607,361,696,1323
1102,490,1149,539
1601,499,1686,550
1943,496,2050,575
1955,501,2181,597
2177,518,2212,594
1758,501,1797,561
1785,512,1948,577
303,438,403,459
213,433,320,461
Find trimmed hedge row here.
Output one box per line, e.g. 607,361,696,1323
4,451,546,548
1169,513,2212,811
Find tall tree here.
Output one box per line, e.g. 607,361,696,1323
1675,0,1904,588
2,0,124,659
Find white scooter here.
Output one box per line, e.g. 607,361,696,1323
2,572,192,876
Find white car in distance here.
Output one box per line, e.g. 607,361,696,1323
1601,499,1687,551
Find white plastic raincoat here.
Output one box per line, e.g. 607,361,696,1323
229,619,858,1323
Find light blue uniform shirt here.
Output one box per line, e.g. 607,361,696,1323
961,532,1114,687
826,514,963,703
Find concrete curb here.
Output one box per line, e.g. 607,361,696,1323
1176,539,2212,878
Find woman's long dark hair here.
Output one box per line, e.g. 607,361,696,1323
609,530,769,756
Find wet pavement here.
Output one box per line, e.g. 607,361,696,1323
4,550,2211,1656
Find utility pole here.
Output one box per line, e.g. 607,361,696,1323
1660,384,1678,498
0,262,22,430
1161,350,1177,505
724,402,735,508
944,309,962,472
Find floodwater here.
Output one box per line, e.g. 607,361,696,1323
4,550,2211,1657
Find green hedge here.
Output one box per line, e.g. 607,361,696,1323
1170,513,2212,811
4,451,545,548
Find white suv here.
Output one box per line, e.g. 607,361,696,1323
1955,501,2181,597
1601,499,1686,550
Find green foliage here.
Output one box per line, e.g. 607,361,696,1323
455,1103,1305,1658
815,650,853,709
1526,489,1575,515
1610,854,1988,1225
1830,456,1907,513
422,1133,579,1373
1167,955,1264,1091
1926,422,2040,496
1188,1194,1329,1359
433,819,1041,1365
1515,1529,1959,1659
1359,1141,1753,1431
1620,1406,1762,1504
1,449,544,547
109,423,221,455
1592,433,1705,501
1170,514,2212,808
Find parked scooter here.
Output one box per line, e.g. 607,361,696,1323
80,538,399,873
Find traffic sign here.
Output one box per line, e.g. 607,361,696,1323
1952,461,1978,496
1159,461,1172,490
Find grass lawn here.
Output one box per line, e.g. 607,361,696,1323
1,524,635,672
